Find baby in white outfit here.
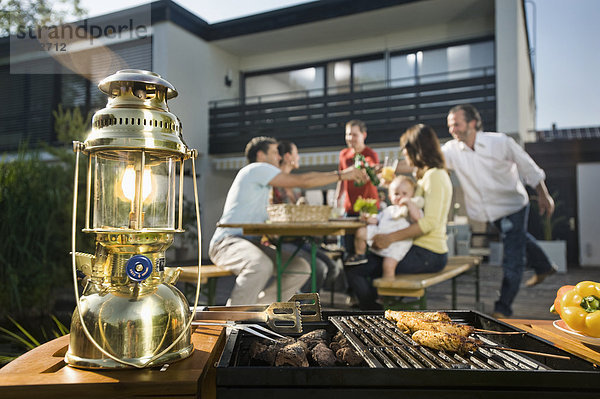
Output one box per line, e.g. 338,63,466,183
345,175,424,271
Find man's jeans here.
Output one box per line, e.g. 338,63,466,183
492,204,554,316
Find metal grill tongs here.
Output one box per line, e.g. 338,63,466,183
191,293,322,340
191,321,287,342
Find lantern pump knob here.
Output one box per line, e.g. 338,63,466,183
126,255,153,282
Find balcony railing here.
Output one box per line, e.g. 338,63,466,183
534,126,600,141
209,68,496,154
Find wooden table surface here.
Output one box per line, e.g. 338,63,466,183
218,220,364,298
504,318,600,365
218,220,365,236
0,325,225,399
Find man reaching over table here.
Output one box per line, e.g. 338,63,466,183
209,136,368,305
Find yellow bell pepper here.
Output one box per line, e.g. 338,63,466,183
551,284,574,316
554,281,600,337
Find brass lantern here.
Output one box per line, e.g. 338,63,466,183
65,70,200,369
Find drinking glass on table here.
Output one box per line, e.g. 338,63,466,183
381,157,398,184
330,197,346,219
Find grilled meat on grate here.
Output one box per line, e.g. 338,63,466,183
396,319,475,337
411,330,482,355
385,310,451,323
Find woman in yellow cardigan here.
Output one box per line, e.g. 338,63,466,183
345,124,452,310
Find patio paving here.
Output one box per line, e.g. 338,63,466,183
204,262,600,320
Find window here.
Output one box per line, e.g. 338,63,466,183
0,37,152,152
353,58,385,91
391,40,494,85
390,53,418,87
240,39,493,101
61,75,88,108
420,41,494,83
327,61,350,95
245,67,324,103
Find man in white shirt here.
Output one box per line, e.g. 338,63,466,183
443,104,556,318
209,136,367,305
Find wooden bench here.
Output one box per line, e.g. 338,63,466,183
166,265,233,306
372,255,482,310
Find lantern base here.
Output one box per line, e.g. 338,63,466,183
65,282,193,369
65,344,194,369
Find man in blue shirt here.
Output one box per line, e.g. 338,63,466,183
209,136,367,305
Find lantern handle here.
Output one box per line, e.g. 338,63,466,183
189,151,203,329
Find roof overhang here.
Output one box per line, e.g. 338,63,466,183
210,0,494,57
0,0,495,58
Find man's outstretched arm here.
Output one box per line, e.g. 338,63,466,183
269,166,368,189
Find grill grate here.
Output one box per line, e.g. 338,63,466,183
330,315,550,370
216,311,600,398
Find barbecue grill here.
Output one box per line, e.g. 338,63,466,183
216,310,600,398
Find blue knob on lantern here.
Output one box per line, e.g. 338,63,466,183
126,255,153,282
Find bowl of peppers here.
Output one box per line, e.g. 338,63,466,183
551,281,600,342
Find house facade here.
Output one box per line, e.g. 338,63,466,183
0,0,535,259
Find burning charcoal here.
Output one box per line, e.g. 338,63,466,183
274,337,297,347
332,331,344,342
310,342,337,367
336,346,363,366
329,341,342,352
300,329,328,342
330,331,350,353
275,341,309,367
336,337,349,348
250,338,294,365
249,340,277,365
298,329,328,349
335,347,345,363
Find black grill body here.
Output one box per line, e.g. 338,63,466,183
215,310,600,398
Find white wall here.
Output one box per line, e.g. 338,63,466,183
238,17,494,73
577,163,600,266
495,0,535,141
152,21,240,259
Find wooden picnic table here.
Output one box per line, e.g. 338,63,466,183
218,220,364,300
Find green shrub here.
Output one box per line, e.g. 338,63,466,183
0,144,92,318
0,315,69,365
